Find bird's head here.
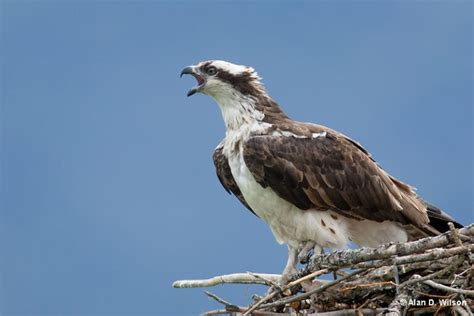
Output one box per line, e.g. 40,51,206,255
180,60,288,130
180,60,264,99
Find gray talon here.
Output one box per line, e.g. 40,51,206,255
297,241,316,264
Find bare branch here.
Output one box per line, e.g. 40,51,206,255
423,280,474,297
244,269,330,315
382,275,419,316
172,273,281,288
307,224,473,272
308,308,387,315
247,271,282,289
204,291,239,311
260,268,369,309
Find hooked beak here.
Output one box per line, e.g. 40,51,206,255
180,65,205,97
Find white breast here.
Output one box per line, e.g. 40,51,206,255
222,124,409,250
223,125,350,249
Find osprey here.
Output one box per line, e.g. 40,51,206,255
180,60,461,283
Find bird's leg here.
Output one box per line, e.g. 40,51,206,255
280,244,298,286
298,243,324,292
265,245,298,296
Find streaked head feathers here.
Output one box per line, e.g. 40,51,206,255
181,60,263,97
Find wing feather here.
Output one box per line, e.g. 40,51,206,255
213,144,257,217
242,127,430,228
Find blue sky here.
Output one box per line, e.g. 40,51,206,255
1,1,472,315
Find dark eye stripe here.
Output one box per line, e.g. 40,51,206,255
199,61,213,73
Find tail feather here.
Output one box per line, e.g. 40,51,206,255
424,201,463,233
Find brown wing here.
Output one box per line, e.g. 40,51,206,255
213,145,257,217
242,128,431,229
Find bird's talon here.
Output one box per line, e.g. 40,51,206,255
299,248,314,264
297,241,316,264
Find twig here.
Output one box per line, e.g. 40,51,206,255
355,245,473,270
204,291,240,311
453,306,470,316
460,294,474,316
260,268,369,309
449,222,464,247
292,268,331,287
392,265,400,293
243,268,330,315
247,271,282,289
423,279,474,297
308,308,387,315
172,272,281,288
203,291,294,315
383,274,419,316
341,281,397,292
201,307,292,316
414,289,453,299
400,256,462,288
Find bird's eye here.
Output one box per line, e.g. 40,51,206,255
206,66,217,75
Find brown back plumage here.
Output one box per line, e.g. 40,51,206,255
215,119,460,238
202,60,461,238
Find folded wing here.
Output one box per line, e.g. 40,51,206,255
242,127,438,235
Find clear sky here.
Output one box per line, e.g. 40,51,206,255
2,1,472,315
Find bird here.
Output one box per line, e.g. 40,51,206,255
180,60,462,285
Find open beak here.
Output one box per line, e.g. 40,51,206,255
180,66,205,97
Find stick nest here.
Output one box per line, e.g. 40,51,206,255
174,223,473,315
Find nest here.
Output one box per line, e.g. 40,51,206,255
173,224,473,315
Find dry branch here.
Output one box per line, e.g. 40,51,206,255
306,225,473,272
174,224,474,315
308,308,387,315
172,272,281,288
423,280,474,297
244,269,330,315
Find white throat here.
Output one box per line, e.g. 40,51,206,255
211,91,264,131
